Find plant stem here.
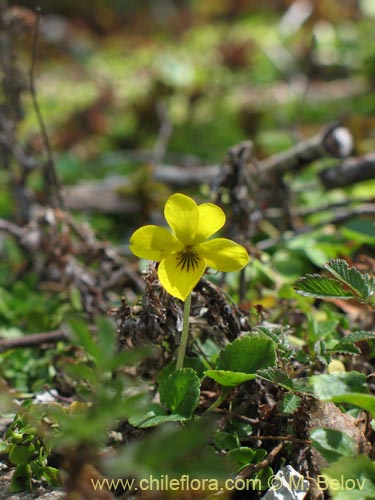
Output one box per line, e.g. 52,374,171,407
203,390,229,414
175,293,191,370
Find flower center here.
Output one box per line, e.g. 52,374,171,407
176,247,200,272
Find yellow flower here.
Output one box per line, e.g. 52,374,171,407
129,193,249,301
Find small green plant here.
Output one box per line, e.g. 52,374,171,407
0,407,60,492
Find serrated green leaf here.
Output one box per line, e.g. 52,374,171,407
217,335,277,373
205,369,256,387
325,259,375,304
257,367,294,390
329,344,361,355
310,428,357,463
331,330,375,352
292,378,313,394
295,275,355,300
281,393,301,414
158,367,200,418
258,367,312,394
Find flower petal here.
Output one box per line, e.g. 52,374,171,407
129,225,182,261
197,238,249,272
194,203,226,244
158,253,206,301
164,193,198,246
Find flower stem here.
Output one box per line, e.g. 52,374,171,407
175,293,192,371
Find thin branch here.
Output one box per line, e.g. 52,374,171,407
0,329,70,352
257,203,375,250
240,434,311,445
260,123,353,174
29,7,64,208
263,197,373,219
319,153,375,190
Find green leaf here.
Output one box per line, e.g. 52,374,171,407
69,286,82,311
255,466,273,490
322,455,375,499
64,363,98,385
10,464,32,492
257,367,295,390
311,372,375,418
310,428,357,463
205,335,276,387
324,259,375,302
311,372,369,400
280,393,301,414
128,404,188,428
227,447,255,471
258,367,312,394
295,275,354,300
331,330,375,352
205,370,256,387
308,316,339,342
158,367,200,418
329,394,375,419
329,344,361,355
95,317,118,368
342,219,375,245
9,444,36,465
213,432,240,451
217,335,277,373
40,466,61,487
0,441,8,453
273,249,306,280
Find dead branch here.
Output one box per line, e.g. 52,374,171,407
257,203,375,251
0,328,69,352
259,123,353,174
62,124,357,214
307,203,375,229
319,153,375,190
236,77,367,108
